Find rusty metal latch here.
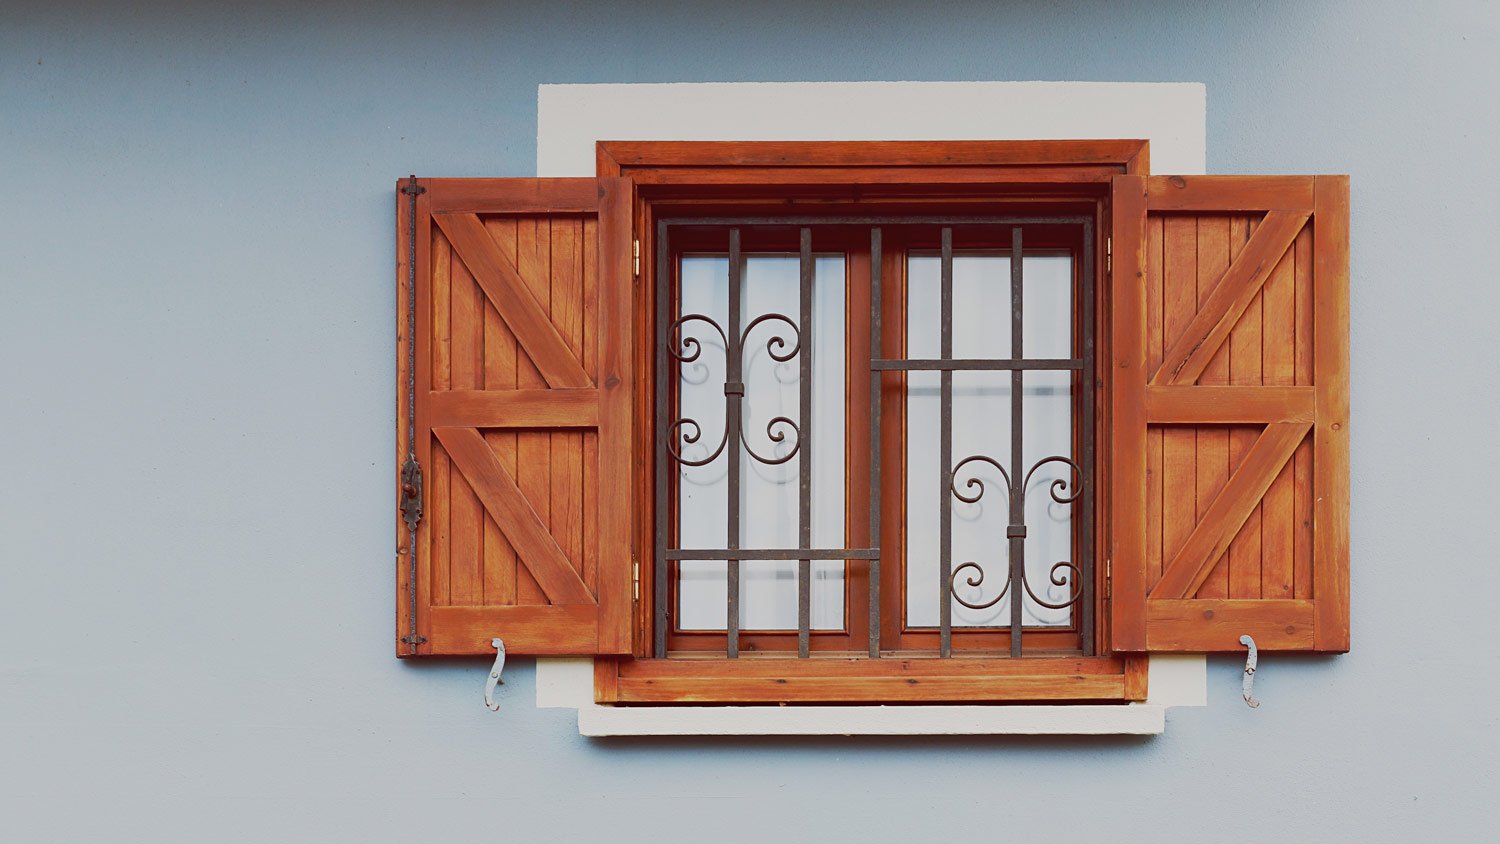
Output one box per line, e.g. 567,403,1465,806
1239,634,1261,708
483,638,506,711
399,459,423,533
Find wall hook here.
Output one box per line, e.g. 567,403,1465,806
1239,634,1261,708
484,638,506,711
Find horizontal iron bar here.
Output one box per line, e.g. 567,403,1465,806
666,548,880,560
872,358,1083,371
660,216,1093,227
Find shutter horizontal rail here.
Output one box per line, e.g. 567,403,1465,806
428,389,599,428
425,178,603,213
1146,599,1316,650
1145,385,1315,423
1145,176,1316,211
426,606,602,653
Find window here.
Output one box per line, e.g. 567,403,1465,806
395,141,1350,708
657,220,1096,661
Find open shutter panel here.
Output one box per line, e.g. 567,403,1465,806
397,177,634,656
1111,175,1349,652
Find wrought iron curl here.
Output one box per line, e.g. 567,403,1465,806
949,455,1013,504
740,415,801,465
949,561,1010,610
1022,455,1085,504
1022,561,1083,609
668,313,728,363
741,313,801,362
667,417,728,467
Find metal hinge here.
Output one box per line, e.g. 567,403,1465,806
632,239,640,279
400,458,424,532
632,559,641,601
400,176,426,197
1106,236,1112,274
1105,557,1113,599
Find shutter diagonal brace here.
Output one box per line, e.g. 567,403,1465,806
400,175,427,652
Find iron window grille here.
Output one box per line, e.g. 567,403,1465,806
654,216,1096,660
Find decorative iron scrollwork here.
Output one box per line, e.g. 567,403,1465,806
947,453,1085,611
666,311,804,469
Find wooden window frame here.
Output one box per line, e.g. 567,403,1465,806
595,140,1150,705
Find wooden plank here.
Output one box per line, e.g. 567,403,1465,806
1159,214,1198,600
482,217,520,608
426,178,601,213
1123,655,1149,701
1146,175,1316,211
614,674,1126,704
1152,211,1308,386
514,217,554,607
1146,599,1315,650
426,605,600,654
1293,226,1315,601
594,178,635,654
611,654,1133,703
622,655,1126,678
1145,385,1315,423
1153,422,1311,599
434,211,592,389
599,139,1149,169
1313,176,1351,652
622,165,1128,187
428,223,454,610
1261,230,1298,599
550,216,587,641
1108,176,1150,650
428,389,599,428
1145,216,1164,585
580,216,599,601
1227,215,1263,600
448,237,485,607
436,426,594,605
489,217,541,605
1194,215,1232,600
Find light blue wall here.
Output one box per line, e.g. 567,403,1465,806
4,1,1496,840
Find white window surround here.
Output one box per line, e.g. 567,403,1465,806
534,80,1209,736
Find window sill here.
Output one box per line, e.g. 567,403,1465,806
536,655,1205,736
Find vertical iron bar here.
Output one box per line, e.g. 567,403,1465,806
726,228,743,658
798,228,813,658
1008,226,1025,657
868,227,883,659
654,221,670,658
1080,221,1096,655
939,227,954,658
400,177,424,653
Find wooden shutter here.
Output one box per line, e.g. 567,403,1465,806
1110,175,1349,652
396,178,634,656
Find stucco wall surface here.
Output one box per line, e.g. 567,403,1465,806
3,2,1496,841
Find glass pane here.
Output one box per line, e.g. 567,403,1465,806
675,253,846,631
905,251,1076,628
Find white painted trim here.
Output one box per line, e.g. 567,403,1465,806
531,657,1191,736
534,80,1209,735
538,81,1205,177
